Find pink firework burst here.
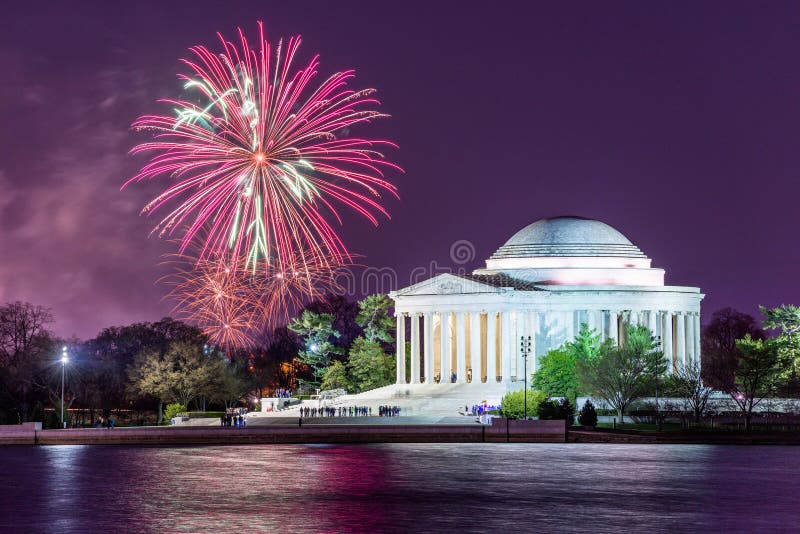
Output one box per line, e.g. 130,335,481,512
126,21,400,274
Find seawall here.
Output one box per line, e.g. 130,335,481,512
0,419,567,446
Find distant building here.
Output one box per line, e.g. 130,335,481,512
390,216,703,386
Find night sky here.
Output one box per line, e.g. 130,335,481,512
2,1,799,340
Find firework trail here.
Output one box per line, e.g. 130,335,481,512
127,21,400,275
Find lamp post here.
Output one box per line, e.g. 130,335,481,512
652,335,662,431
520,335,531,419
60,346,69,429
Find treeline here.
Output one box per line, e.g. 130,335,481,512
519,305,800,430
0,294,396,427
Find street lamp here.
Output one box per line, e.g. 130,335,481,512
520,335,531,420
60,346,69,429
654,335,662,431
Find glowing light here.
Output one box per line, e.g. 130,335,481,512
125,21,401,273
160,245,346,348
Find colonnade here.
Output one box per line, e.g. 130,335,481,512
396,309,701,385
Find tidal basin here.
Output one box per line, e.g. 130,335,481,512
1,443,798,533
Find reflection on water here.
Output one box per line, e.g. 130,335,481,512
1,443,798,533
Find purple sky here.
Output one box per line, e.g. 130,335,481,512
2,2,799,340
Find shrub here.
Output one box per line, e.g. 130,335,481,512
537,398,575,425
501,390,546,419
559,398,575,426
163,403,187,424
537,399,560,420
578,400,598,427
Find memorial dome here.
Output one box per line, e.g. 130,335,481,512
490,216,646,260
478,216,663,286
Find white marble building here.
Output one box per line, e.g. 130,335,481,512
389,216,704,386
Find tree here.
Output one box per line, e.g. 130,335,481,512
701,308,765,391
532,348,578,400
532,323,603,402
500,389,547,419
730,335,783,431
537,398,574,425
128,340,219,420
578,400,598,427
304,295,361,353
320,361,351,391
288,311,343,389
761,304,800,395
209,357,252,409
0,302,54,422
347,337,394,393
85,318,207,418
577,325,666,423
126,349,171,422
669,359,714,423
356,294,395,344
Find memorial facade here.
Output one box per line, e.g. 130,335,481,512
389,216,704,385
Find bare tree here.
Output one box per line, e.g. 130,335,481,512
0,302,54,422
671,359,714,423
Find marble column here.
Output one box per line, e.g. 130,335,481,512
648,310,658,337
587,309,597,333
440,311,451,383
456,312,467,383
501,310,512,382
396,313,406,384
528,311,539,373
486,311,497,383
608,311,619,345
676,312,686,371
687,313,695,367
410,312,420,384
423,312,434,384
662,311,674,375
693,313,702,366
470,312,481,383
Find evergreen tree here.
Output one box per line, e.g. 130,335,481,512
355,294,395,344
347,337,394,393
578,399,598,427
760,304,800,394
532,323,604,401
288,311,343,389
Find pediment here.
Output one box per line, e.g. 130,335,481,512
394,274,504,296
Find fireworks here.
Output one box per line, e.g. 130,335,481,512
162,253,265,349
126,21,400,274
259,250,346,327
161,249,346,349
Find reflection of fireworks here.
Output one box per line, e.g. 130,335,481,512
127,21,400,273
162,250,347,348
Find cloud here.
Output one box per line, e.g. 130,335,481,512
0,60,176,339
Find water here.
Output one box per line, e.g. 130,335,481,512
0,444,798,533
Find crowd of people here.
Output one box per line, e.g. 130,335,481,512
220,408,248,427
93,416,115,429
378,405,401,417
298,405,402,417
274,388,293,399
468,404,499,416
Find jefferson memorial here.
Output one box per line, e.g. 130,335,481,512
389,216,704,388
